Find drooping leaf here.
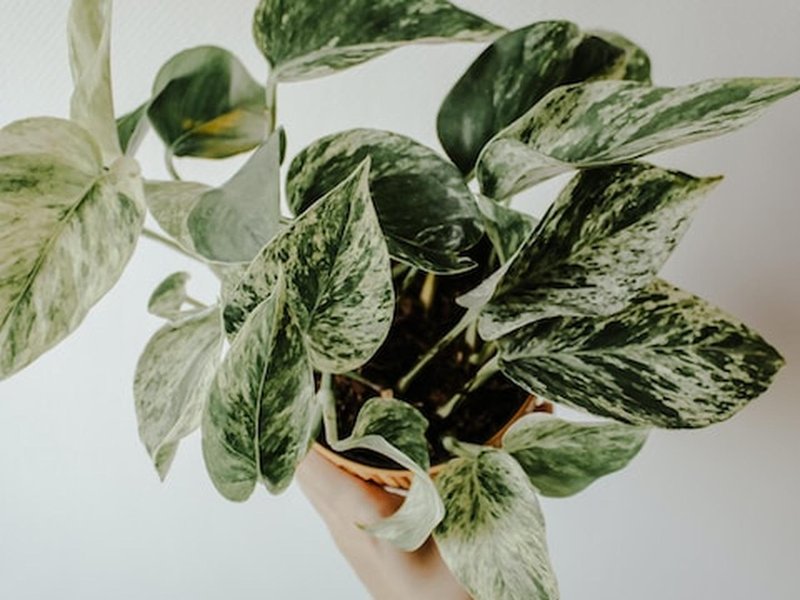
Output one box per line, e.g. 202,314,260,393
203,275,316,500
474,195,537,264
135,307,223,480
502,413,648,497
187,131,282,262
476,163,721,340
144,180,210,252
498,279,785,428
253,0,504,81
323,396,444,551
477,77,800,198
287,129,482,273
147,46,268,158
68,0,120,162
433,448,558,600
585,30,651,83
225,160,394,373
116,102,149,156
147,271,191,320
0,118,145,379
438,21,651,174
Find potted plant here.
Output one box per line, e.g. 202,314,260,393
0,1,796,598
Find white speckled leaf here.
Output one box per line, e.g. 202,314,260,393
144,180,210,253
203,275,316,500
0,118,144,379
135,307,223,480
287,129,482,273
253,0,504,81
477,77,800,198
498,279,784,428
586,30,651,83
433,448,558,600
225,160,394,373
502,413,648,497
474,195,537,264
477,163,721,340
325,397,444,551
68,0,121,162
188,132,282,262
147,272,191,320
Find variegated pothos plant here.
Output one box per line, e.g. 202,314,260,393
0,2,796,598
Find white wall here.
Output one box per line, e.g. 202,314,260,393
1,1,798,598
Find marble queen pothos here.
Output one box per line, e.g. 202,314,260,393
0,1,797,598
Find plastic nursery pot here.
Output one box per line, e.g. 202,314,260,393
313,395,554,490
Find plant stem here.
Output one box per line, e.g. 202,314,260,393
396,309,478,394
419,272,436,312
436,354,500,419
341,371,383,394
265,73,278,134
400,267,419,292
164,148,181,180
141,227,199,261
185,296,207,310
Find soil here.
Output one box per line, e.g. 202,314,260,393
318,238,531,468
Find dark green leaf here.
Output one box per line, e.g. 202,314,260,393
116,102,149,156
474,195,537,264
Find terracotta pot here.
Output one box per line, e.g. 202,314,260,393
313,395,554,490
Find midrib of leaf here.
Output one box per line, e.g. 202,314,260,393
0,175,104,335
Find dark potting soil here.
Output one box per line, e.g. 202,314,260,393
318,239,530,469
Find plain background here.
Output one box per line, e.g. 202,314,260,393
1,1,798,598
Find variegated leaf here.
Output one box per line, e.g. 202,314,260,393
498,279,784,428
253,0,503,82
144,180,210,253
433,447,558,600
477,163,721,340
474,195,537,264
477,77,800,198
116,102,149,156
586,30,651,83
438,21,650,174
225,160,394,373
147,272,191,320
0,118,144,379
68,0,120,162
287,129,482,273
135,307,223,480
147,46,268,158
502,413,648,497
324,396,444,551
187,131,282,262
203,276,316,500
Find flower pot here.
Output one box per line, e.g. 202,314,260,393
313,395,553,490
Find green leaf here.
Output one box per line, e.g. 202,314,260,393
474,195,537,264
324,396,444,551
0,118,145,379
585,30,651,83
187,131,282,262
203,275,316,499
477,163,721,340
438,21,649,174
225,160,394,373
502,414,648,497
135,307,223,480
287,129,482,274
433,448,558,600
477,77,800,198
147,271,191,320
116,102,149,156
253,0,504,81
144,180,210,253
498,279,785,428
147,46,268,158
68,0,120,162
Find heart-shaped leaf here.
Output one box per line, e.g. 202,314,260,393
438,21,651,174
203,275,316,499
433,447,558,600
147,271,192,320
502,414,648,497
476,163,721,340
225,160,393,373
498,279,784,428
0,118,145,379
474,195,537,265
68,0,120,162
147,46,268,159
135,306,223,480
477,77,800,198
321,395,444,551
287,129,482,274
253,0,503,81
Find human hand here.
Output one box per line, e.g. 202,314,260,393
297,448,470,600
